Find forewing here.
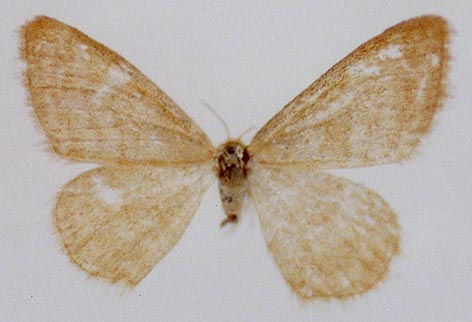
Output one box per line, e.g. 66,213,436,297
21,16,213,164
249,16,448,168
248,164,399,299
54,163,213,285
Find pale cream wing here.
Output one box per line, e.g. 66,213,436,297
249,16,448,168
21,16,213,164
54,163,213,285
248,164,399,299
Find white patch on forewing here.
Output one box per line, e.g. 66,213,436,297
92,176,122,205
78,44,90,60
348,62,381,77
327,91,354,114
295,92,354,127
92,67,131,104
378,44,403,60
148,133,164,145
416,77,427,101
430,54,440,67
107,67,131,86
92,85,109,104
141,219,153,227
119,228,135,239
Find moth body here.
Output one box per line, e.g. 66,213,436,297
215,141,250,226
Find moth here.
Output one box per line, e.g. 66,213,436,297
20,15,448,299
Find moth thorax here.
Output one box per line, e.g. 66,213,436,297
216,141,250,179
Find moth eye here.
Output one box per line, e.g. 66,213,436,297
242,149,250,163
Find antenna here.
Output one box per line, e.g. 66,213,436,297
200,100,231,140
237,126,256,142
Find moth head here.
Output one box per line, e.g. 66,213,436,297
216,140,250,171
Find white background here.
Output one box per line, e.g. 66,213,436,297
1,1,471,321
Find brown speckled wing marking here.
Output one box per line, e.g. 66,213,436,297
54,164,213,285
21,16,213,165
249,16,448,168
248,164,399,299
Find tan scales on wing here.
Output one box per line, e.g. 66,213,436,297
248,164,399,299
21,16,213,165
249,16,449,168
54,164,213,285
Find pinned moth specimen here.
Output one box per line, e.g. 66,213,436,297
20,15,448,299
